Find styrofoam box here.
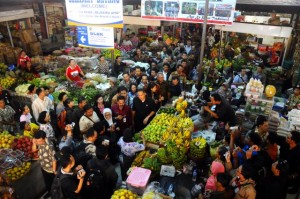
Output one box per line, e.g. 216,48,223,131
126,167,151,195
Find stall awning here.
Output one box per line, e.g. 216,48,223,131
215,22,292,38
124,16,161,26
0,9,34,23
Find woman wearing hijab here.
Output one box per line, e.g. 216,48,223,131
102,108,120,138
102,108,120,164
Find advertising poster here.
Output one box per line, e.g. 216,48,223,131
77,26,114,48
65,0,123,28
141,0,236,25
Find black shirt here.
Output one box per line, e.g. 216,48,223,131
72,108,84,139
112,62,125,77
135,76,142,85
214,98,236,125
60,171,81,199
132,96,155,132
86,158,118,198
169,83,182,98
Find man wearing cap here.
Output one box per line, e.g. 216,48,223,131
286,85,300,111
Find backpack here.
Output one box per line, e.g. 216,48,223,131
50,173,70,199
57,110,67,131
73,141,93,168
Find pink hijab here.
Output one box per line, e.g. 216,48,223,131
205,161,225,191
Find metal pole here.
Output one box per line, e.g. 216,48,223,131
6,22,14,47
180,22,183,37
219,30,223,61
198,0,209,87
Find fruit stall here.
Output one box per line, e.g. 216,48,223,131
117,97,222,198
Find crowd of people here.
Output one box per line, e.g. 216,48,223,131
0,27,299,199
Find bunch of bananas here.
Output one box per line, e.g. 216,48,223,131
150,113,178,127
157,148,172,164
190,137,207,159
158,140,188,169
172,146,187,169
0,76,16,89
132,150,150,167
177,117,194,130
174,97,187,111
0,63,8,74
161,127,191,147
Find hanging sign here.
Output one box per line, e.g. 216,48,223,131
141,0,236,25
65,0,123,28
77,26,114,48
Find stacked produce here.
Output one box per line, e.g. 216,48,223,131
160,127,190,147
132,151,150,167
177,117,194,130
12,136,35,159
142,113,178,143
173,97,188,117
143,155,161,172
156,107,176,114
15,84,31,96
0,131,14,149
190,137,207,159
0,76,16,89
0,63,8,74
101,49,121,59
111,189,139,199
5,162,31,181
157,140,187,169
214,58,232,71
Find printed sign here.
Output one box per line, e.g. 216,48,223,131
65,0,123,28
141,0,236,25
77,26,114,48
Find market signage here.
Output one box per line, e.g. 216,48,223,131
141,0,236,25
65,0,124,28
77,26,114,48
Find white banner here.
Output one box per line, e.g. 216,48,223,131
141,0,236,25
77,26,114,48
65,0,123,28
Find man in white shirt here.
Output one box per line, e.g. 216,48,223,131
32,88,54,122
79,105,100,134
184,39,192,54
122,35,133,46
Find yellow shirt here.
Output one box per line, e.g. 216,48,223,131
24,123,39,137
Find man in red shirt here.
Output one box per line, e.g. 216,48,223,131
65,59,85,82
111,95,132,137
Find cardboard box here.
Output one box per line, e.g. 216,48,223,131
21,29,37,43
29,42,42,56
4,51,16,64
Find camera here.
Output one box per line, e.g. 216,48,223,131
77,169,85,176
